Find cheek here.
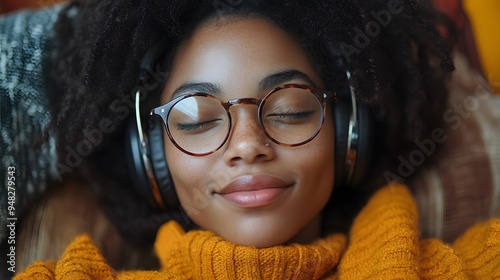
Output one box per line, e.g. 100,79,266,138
295,117,335,202
164,143,212,216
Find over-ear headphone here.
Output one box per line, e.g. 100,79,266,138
125,40,372,225
328,47,373,188
125,39,184,214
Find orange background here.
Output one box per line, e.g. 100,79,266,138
463,0,500,92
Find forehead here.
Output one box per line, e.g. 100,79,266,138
186,16,296,48
176,16,310,65
161,16,322,101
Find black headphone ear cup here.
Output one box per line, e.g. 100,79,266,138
349,102,372,187
333,97,351,188
148,118,180,209
333,91,373,188
125,119,159,207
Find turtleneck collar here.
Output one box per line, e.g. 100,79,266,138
155,221,346,279
154,183,421,279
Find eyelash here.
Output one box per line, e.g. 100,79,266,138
176,119,221,131
268,111,313,119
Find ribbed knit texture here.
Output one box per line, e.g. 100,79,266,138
155,221,346,279
14,183,500,279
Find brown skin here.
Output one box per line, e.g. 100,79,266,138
162,16,336,248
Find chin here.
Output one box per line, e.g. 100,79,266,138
186,202,322,248
214,219,303,248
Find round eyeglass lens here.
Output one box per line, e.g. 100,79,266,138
261,88,323,145
167,95,229,154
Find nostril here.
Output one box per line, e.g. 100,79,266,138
223,134,276,164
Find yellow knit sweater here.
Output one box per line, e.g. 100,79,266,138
14,184,500,279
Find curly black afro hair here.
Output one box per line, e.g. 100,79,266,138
47,0,455,246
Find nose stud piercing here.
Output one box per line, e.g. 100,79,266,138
264,143,270,147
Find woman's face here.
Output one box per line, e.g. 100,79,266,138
161,16,335,248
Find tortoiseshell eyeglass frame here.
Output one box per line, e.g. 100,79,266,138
150,84,338,156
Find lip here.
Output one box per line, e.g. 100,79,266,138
217,174,292,208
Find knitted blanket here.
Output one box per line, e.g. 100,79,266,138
0,4,65,243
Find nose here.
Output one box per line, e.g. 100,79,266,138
222,106,275,165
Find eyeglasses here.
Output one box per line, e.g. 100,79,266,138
150,84,338,156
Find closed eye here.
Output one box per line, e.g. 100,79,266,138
266,111,315,125
176,119,223,131
268,111,313,119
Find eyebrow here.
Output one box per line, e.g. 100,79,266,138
170,69,316,99
258,70,317,91
171,82,222,98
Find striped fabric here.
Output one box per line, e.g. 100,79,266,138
411,53,500,243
